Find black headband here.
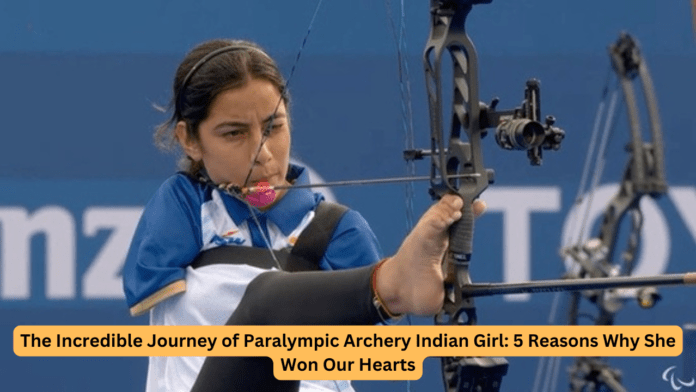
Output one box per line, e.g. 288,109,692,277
175,44,272,116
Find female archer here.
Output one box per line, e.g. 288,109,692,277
121,38,484,392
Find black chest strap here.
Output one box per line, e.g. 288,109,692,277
190,201,349,272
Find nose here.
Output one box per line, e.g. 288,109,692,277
252,127,273,165
254,142,273,165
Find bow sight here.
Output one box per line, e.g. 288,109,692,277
487,80,565,166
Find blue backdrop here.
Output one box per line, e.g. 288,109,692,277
2,1,696,391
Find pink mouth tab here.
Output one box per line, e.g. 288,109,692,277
244,181,277,208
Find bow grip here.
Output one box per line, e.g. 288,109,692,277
448,197,474,259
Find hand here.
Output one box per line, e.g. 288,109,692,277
376,196,486,316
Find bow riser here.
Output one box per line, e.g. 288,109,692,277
424,2,490,333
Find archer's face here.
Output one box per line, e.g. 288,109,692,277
178,78,291,202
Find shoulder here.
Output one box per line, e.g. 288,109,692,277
156,173,207,200
123,174,210,314
143,173,211,214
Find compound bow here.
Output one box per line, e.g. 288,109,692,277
403,1,564,391
532,32,670,392
559,32,667,392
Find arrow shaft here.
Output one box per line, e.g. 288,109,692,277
243,173,478,192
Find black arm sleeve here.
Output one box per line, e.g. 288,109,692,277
191,264,382,392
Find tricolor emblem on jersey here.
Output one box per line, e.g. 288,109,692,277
200,190,249,251
209,229,245,246
209,234,245,246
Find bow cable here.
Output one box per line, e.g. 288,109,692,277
385,0,416,390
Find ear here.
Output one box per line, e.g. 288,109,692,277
175,121,202,161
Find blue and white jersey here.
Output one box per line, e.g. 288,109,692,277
122,164,382,392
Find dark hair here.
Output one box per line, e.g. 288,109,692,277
154,39,290,174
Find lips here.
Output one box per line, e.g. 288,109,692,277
244,181,277,208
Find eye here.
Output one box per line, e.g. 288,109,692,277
267,122,286,133
222,128,246,139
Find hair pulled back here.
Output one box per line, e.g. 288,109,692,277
155,39,289,174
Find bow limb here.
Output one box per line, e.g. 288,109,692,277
611,33,667,198
594,33,667,270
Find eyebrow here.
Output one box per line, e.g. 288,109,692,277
262,112,287,123
213,113,287,130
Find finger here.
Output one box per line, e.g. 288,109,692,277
440,193,463,208
439,195,463,222
439,195,486,220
